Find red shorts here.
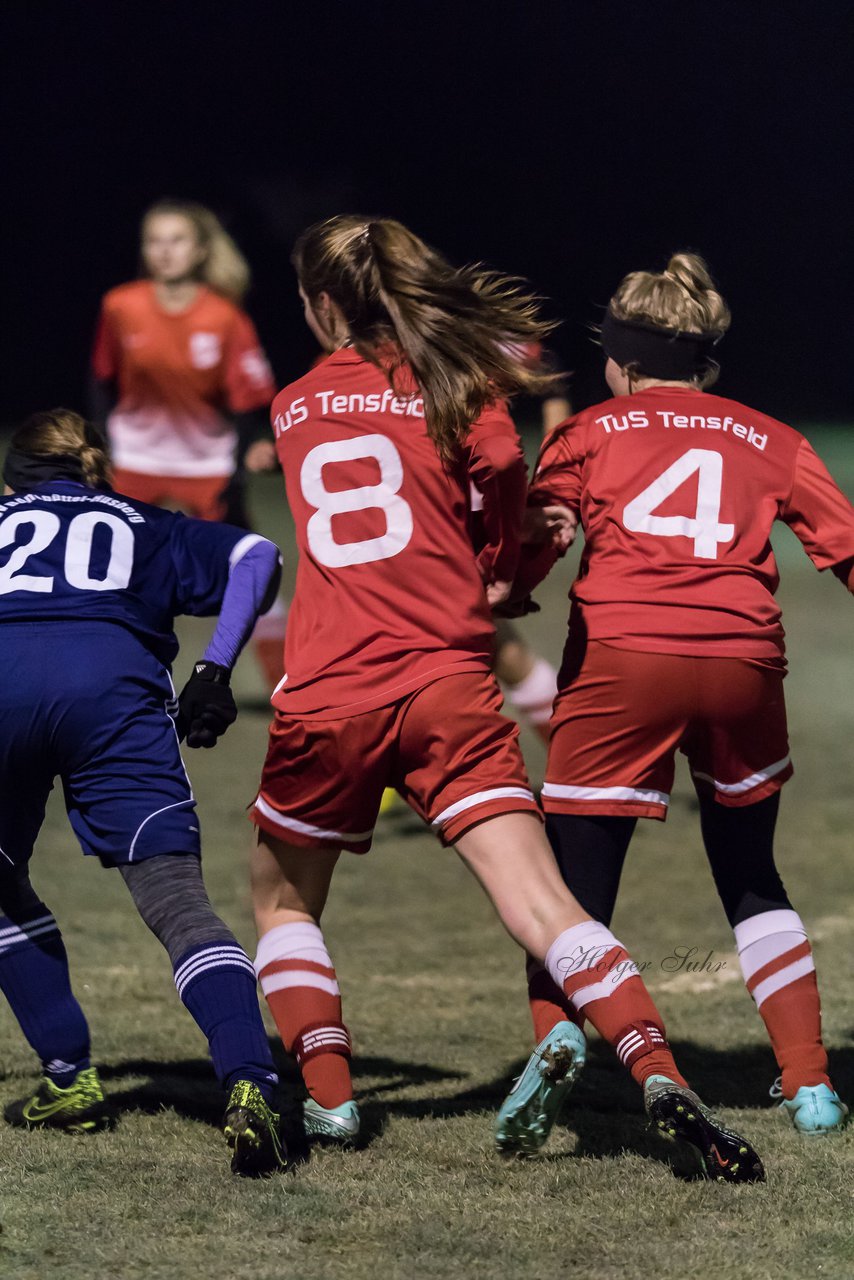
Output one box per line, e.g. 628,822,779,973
544,641,792,820
111,469,228,521
252,672,540,853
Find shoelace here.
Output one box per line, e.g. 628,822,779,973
768,1076,783,1100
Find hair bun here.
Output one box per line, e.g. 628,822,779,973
663,252,716,299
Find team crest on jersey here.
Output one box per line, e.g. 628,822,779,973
240,348,273,386
189,331,222,369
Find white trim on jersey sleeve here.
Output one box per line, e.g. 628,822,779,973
227,532,267,572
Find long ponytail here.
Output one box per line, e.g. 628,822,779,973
293,215,560,459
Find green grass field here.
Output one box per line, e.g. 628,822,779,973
1,427,853,1280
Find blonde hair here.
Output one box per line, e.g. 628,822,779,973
293,215,560,460
11,409,110,489
609,252,731,387
142,200,250,303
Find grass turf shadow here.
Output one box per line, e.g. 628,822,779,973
82,1036,854,1173
95,1045,467,1148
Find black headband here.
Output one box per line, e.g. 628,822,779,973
2,448,87,492
600,309,723,381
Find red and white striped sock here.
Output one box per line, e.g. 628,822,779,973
734,909,830,1098
545,921,688,1088
254,921,353,1109
525,954,583,1042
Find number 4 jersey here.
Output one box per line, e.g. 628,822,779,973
530,385,854,658
270,348,528,718
0,481,262,665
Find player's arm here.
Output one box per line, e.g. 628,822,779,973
780,437,854,593
223,312,279,473
465,403,529,606
172,523,282,747
509,424,582,601
89,302,120,429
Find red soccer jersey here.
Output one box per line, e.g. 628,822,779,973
91,281,276,477
529,386,854,658
270,348,528,718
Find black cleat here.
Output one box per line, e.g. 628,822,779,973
223,1080,288,1177
644,1075,765,1183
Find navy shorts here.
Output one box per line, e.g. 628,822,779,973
0,623,200,868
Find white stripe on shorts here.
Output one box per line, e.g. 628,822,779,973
253,794,374,844
431,787,535,829
128,799,194,861
542,782,670,807
691,755,791,796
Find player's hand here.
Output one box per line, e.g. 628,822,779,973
486,579,513,608
244,440,279,473
523,504,578,553
176,661,238,748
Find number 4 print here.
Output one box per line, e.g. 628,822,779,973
622,448,735,559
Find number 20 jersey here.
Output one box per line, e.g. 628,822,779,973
530,385,854,659
270,348,528,718
0,481,254,665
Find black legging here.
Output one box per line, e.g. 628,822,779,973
546,791,790,929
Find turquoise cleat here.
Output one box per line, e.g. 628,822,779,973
303,1097,360,1146
495,1021,586,1156
772,1079,849,1135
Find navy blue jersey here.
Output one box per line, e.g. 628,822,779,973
0,481,253,664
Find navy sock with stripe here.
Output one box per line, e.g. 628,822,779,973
173,941,278,1104
0,909,91,1087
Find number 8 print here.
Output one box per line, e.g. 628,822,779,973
300,434,415,568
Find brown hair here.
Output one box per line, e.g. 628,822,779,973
142,200,250,303
609,251,731,388
11,409,110,489
293,215,559,458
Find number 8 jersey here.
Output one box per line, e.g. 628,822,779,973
270,348,528,718
530,386,854,658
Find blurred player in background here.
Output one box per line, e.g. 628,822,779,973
90,199,286,686
0,410,287,1175
247,216,765,1182
504,252,854,1148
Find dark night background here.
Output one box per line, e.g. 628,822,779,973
2,1,851,427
